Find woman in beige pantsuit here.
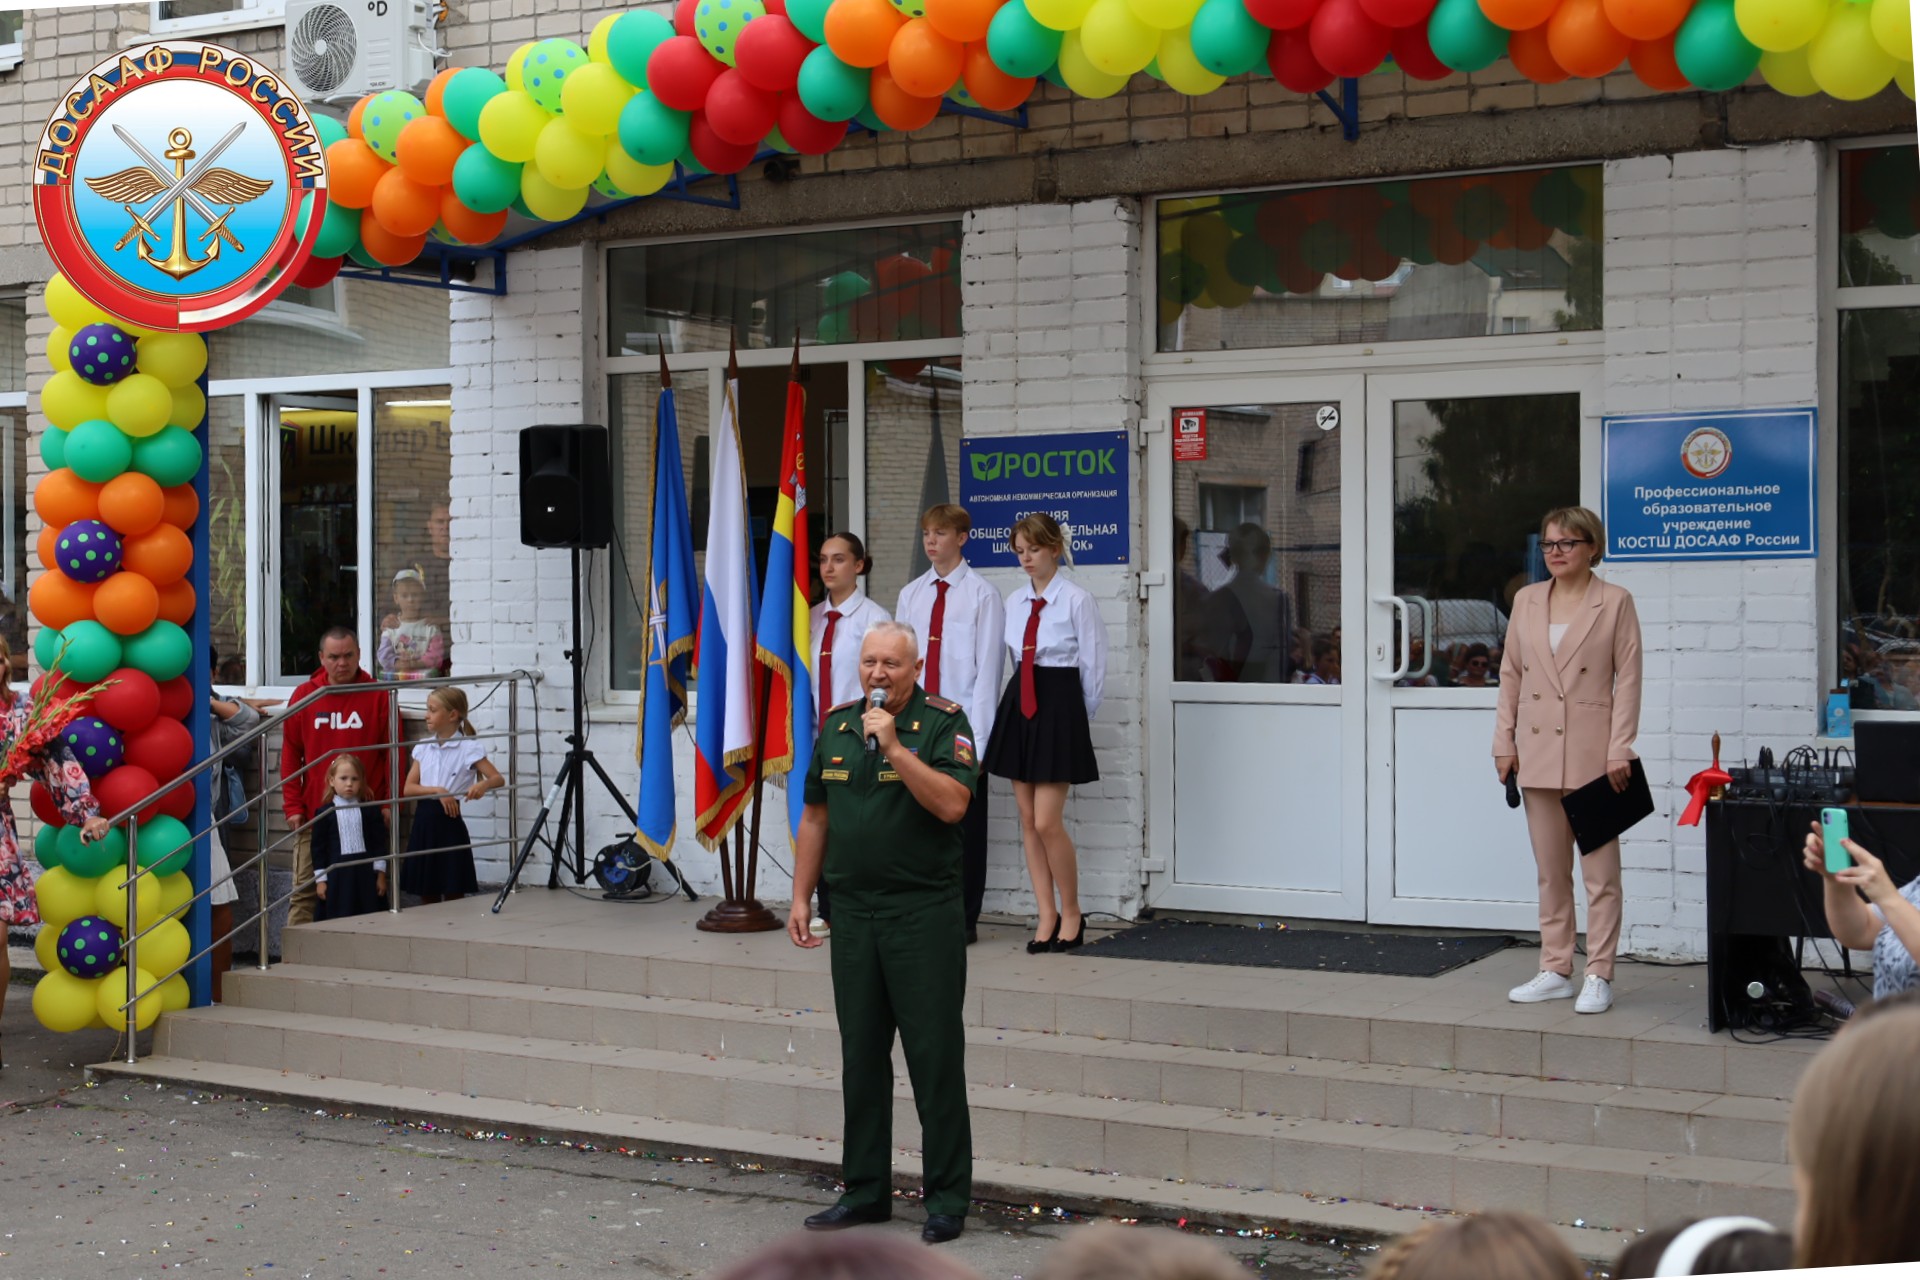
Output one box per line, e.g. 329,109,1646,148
1493,506,1643,1015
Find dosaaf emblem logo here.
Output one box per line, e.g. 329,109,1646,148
33,41,329,332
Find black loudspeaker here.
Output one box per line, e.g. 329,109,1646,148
519,425,611,549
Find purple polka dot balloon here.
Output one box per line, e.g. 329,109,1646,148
62,717,124,776
55,519,123,583
70,323,138,387
56,915,123,978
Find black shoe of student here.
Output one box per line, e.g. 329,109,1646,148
1026,924,1059,955
922,1214,965,1244
966,926,978,946
805,1204,890,1231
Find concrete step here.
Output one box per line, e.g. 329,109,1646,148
221,964,1790,1165
146,1004,1797,1233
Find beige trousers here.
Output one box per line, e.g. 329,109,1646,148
1522,786,1622,982
287,826,318,928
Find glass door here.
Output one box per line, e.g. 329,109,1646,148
272,392,361,682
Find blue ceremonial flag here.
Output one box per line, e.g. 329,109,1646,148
634,364,698,861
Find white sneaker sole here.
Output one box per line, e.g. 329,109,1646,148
1509,985,1575,1004
1576,997,1613,1014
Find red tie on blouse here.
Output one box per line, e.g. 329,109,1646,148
818,610,842,733
1020,597,1045,719
925,580,949,696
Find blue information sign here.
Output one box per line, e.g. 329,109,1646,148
1601,409,1817,562
959,431,1130,567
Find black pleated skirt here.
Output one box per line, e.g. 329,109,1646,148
401,802,479,897
984,665,1100,785
320,859,385,920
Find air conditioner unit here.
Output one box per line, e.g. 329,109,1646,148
283,0,437,102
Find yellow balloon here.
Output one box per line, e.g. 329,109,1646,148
1157,25,1227,93
35,866,98,928
45,273,105,331
94,869,162,930
505,41,536,91
1130,0,1203,26
1733,0,1826,52
33,969,100,1032
47,326,74,374
1182,209,1232,264
1209,274,1254,308
478,89,552,163
1057,29,1130,97
96,965,164,1032
533,117,606,188
520,167,591,221
35,924,61,972
1806,1,1896,99
603,137,674,197
1758,45,1820,94
138,917,192,977
1080,0,1161,74
157,871,193,923
106,372,173,438
135,331,208,388
561,61,635,134
41,369,110,430
1871,0,1911,60
158,973,192,1012
1899,58,1915,96
1026,0,1097,30
168,382,208,431
1158,294,1185,325
589,11,622,62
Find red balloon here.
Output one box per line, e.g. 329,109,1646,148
94,764,161,823
30,780,64,827
1356,0,1434,27
776,94,850,154
1627,33,1689,90
703,68,779,146
675,0,699,36
1246,0,1322,28
1389,21,1452,78
31,671,85,706
1268,26,1335,91
156,676,194,722
734,14,814,92
688,113,761,173
156,779,195,822
91,667,162,733
648,36,727,112
295,253,344,289
1308,0,1392,75
125,715,194,783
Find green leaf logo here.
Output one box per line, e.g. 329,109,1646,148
971,452,1003,482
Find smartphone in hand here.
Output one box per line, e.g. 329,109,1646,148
1820,808,1852,875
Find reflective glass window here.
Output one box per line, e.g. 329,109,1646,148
1840,146,1920,289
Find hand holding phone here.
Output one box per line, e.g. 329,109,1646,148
1820,808,1852,875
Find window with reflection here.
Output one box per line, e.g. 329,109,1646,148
207,396,246,683
275,393,358,680
1839,308,1920,712
1841,146,1920,289
374,386,453,681
1157,168,1603,352
864,358,960,612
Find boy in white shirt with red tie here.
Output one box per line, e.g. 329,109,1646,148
896,505,1004,945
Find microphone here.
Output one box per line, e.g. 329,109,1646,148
1505,773,1522,810
865,688,887,754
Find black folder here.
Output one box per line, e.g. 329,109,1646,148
1560,758,1655,855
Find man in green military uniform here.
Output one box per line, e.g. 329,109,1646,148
788,620,978,1245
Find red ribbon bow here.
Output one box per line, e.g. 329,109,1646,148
1679,766,1733,827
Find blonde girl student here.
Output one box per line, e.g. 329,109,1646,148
983,513,1106,955
311,753,392,920
400,687,503,903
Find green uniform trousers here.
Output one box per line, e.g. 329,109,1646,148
829,895,972,1218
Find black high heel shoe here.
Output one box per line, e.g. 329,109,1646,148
1026,923,1060,955
1054,918,1084,952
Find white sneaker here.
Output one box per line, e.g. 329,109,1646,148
1508,971,1575,1003
809,917,831,938
1575,974,1613,1014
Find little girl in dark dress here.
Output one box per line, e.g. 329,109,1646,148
400,687,503,903
311,754,390,920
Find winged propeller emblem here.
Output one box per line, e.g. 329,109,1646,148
85,125,273,280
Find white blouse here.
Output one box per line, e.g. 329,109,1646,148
896,561,1005,750
412,734,488,794
1002,573,1108,720
1549,623,1570,655
317,797,386,878
809,587,890,714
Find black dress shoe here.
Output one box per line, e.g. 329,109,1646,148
1025,923,1059,955
922,1214,965,1243
804,1204,890,1231
1055,919,1084,952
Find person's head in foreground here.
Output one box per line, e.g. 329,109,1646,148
704,1229,984,1280
1364,1211,1582,1280
1613,1217,1791,1276
1034,1222,1247,1280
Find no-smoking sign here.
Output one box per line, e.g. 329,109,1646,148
1174,408,1207,461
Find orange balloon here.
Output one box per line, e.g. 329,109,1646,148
889,19,966,97
358,212,428,267
348,94,371,139
925,0,1000,42
121,524,193,586
1507,20,1570,82
1628,33,1689,89
1477,0,1560,30
1547,0,1628,77
161,484,200,529
37,524,59,572
98,473,165,536
371,168,444,238
29,570,96,630
962,44,1036,110
439,192,510,245
156,578,197,627
94,571,161,636
425,67,460,116
34,470,102,526
328,139,390,209
868,67,942,130
826,0,906,68
1601,0,1686,39
396,116,468,187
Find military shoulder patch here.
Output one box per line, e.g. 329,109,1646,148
828,698,866,716
953,733,975,767
925,695,963,714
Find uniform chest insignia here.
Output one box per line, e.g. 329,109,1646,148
830,756,843,765
910,721,921,732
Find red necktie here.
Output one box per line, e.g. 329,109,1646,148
818,610,841,733
1020,597,1045,718
925,580,949,696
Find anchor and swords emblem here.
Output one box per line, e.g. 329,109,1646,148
84,124,274,281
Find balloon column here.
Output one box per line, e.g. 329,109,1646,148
29,272,202,1034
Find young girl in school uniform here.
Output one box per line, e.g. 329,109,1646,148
401,687,504,904
806,532,889,931
311,754,391,920
984,513,1107,955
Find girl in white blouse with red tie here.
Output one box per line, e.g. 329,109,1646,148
983,513,1107,954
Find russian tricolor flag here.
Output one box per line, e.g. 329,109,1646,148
692,371,759,849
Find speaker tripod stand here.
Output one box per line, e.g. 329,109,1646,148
493,546,698,913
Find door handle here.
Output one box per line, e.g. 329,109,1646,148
1373,595,1410,681
1405,596,1435,679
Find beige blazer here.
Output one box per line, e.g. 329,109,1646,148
1492,576,1643,792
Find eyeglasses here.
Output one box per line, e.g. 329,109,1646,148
1540,538,1592,555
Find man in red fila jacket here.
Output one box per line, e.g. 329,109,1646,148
280,627,395,926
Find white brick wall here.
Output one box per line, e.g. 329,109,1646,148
1602,142,1823,960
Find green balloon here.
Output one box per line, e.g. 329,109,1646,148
1375,204,1434,260
452,145,524,214
607,11,676,87
786,0,832,42
676,149,708,176
618,91,692,166
135,815,192,878
63,824,124,879
1224,234,1274,287
1298,222,1352,273
1427,0,1508,72
796,47,870,122
1158,252,1208,305
314,112,349,150
123,621,193,682
1530,167,1587,235
56,620,124,684
816,306,853,343
824,271,872,306
510,195,538,219
987,0,1064,78
34,624,61,672
41,424,68,471
35,821,64,871
313,198,361,259
1674,0,1762,91
1221,199,1260,236
1454,186,1509,240
442,66,507,141
130,425,203,488
1042,61,1067,88
855,104,889,133
65,418,133,483
1189,0,1269,77
361,89,425,163
525,39,588,114
347,242,381,269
